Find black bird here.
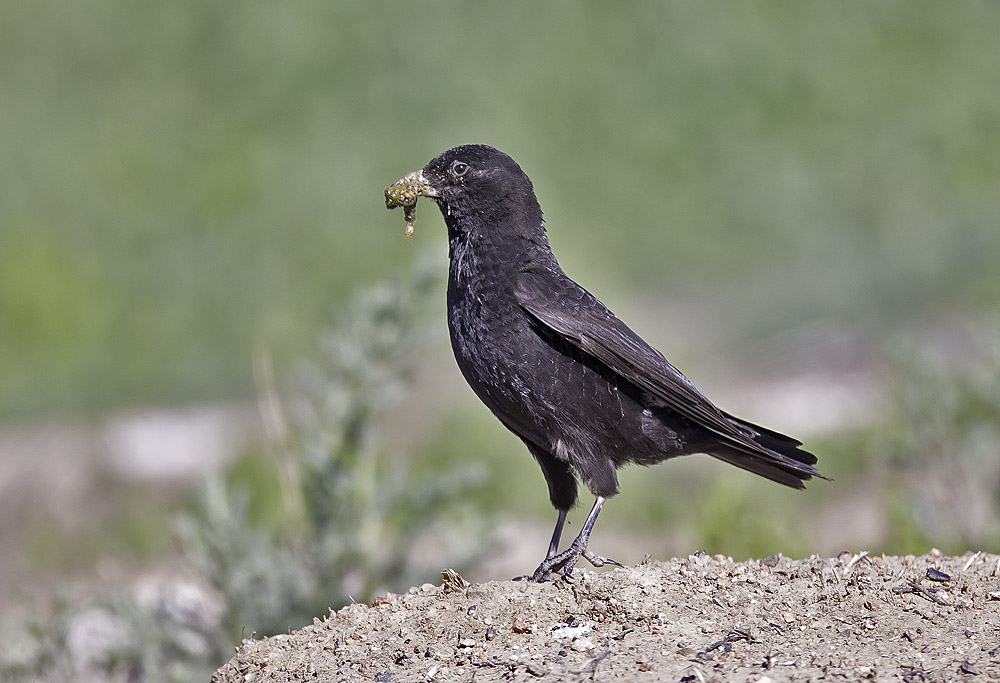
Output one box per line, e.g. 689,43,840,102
385,144,824,582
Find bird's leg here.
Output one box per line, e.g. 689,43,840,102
545,509,568,561
514,509,568,581
529,497,620,582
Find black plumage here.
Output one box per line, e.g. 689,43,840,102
385,144,824,581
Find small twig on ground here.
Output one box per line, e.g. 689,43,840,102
962,551,981,572
843,551,869,578
892,579,950,606
697,628,756,659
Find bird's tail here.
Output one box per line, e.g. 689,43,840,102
708,412,826,490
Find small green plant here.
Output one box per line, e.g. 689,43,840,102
179,254,487,639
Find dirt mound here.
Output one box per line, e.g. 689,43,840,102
213,552,999,682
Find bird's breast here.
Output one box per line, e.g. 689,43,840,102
447,275,525,388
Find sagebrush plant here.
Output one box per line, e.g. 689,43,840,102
180,254,488,639
1,256,487,682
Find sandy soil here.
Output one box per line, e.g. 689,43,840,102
213,551,999,682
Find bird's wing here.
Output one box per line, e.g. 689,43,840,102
514,267,785,457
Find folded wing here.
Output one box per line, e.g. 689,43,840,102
514,267,821,481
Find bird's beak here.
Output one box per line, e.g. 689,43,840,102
385,170,439,240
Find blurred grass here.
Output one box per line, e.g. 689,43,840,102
1,0,998,419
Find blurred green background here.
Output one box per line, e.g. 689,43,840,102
2,0,1000,677
4,0,998,418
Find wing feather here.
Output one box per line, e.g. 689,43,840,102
514,267,811,470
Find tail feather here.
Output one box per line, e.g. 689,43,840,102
710,412,826,489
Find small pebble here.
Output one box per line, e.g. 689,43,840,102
524,659,548,677
926,568,950,582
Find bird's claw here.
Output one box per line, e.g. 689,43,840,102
524,543,621,583
581,549,623,569
527,550,574,583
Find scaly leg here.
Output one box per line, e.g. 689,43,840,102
529,497,621,582
544,509,568,561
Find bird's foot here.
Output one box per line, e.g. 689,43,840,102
581,549,623,569
526,541,621,583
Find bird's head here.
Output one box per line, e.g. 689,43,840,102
385,144,543,241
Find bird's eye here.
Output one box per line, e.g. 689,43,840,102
451,161,469,177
